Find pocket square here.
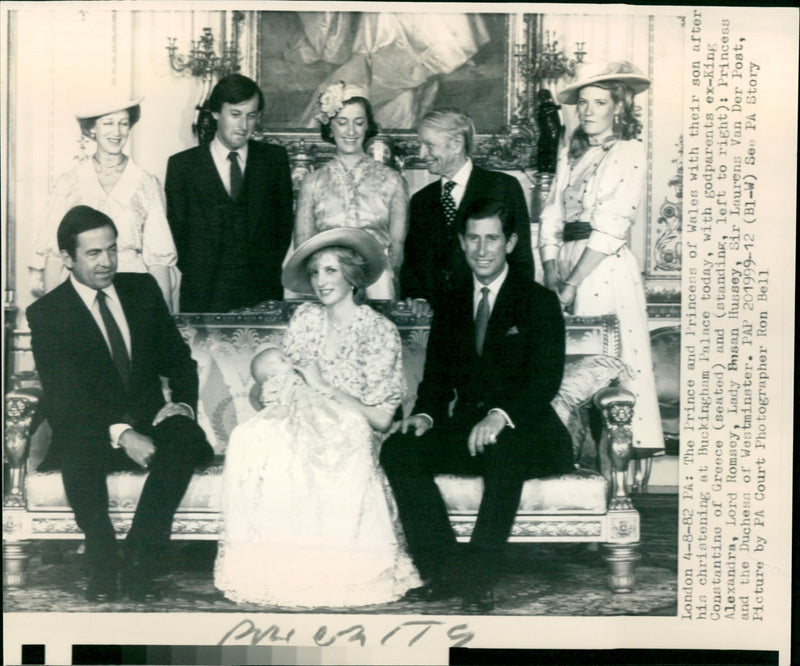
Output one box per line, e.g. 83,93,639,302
505,326,520,336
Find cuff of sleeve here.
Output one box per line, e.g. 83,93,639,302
417,413,434,428
109,424,133,448
587,229,625,255
539,244,561,263
29,255,46,271
489,408,515,429
177,403,195,420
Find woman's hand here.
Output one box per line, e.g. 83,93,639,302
558,283,577,313
542,260,561,294
29,268,45,299
294,360,329,392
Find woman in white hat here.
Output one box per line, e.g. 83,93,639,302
292,81,409,300
539,61,664,453
215,227,421,607
30,89,179,311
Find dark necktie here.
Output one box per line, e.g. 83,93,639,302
441,179,457,229
475,286,490,355
95,290,130,387
228,151,243,201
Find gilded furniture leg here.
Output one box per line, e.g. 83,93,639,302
601,542,641,593
3,540,30,588
593,386,636,510
4,375,40,589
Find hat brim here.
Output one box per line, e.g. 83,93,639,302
557,75,650,105
281,228,386,295
74,96,144,120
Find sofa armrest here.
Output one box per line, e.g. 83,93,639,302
4,372,42,507
593,385,636,510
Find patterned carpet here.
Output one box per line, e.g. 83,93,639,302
4,496,676,616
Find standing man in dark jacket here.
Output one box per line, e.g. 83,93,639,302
165,74,293,312
383,199,572,613
400,108,534,309
27,206,213,602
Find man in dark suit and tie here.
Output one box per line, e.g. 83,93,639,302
400,108,534,309
26,206,213,602
382,199,573,612
165,74,293,312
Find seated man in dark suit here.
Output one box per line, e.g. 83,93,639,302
400,108,534,311
382,199,573,612
26,205,213,602
165,74,293,312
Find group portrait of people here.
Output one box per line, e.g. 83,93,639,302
26,59,663,613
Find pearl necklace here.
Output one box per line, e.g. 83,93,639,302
92,154,127,176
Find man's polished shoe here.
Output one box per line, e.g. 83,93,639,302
461,587,495,613
402,580,458,602
121,559,163,602
85,573,118,602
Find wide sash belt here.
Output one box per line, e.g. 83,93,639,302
563,221,592,242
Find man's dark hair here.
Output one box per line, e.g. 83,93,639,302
206,74,264,113
459,198,515,238
57,205,118,259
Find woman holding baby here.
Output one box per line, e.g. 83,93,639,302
215,228,421,607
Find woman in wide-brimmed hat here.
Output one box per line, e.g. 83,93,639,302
291,81,409,300
216,227,421,607
538,61,664,453
30,88,179,311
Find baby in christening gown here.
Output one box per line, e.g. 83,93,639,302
243,346,360,474
216,346,419,607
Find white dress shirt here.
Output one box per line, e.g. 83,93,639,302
69,274,132,357
209,135,248,197
441,158,473,208
471,263,508,318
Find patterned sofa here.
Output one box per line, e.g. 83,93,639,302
4,302,641,594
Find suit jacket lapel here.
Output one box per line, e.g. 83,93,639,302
457,166,484,220
197,145,229,202
484,271,518,352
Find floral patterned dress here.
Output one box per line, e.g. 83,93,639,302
215,302,421,607
293,155,408,299
539,139,663,451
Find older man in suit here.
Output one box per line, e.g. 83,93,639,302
400,108,534,309
382,199,573,612
165,74,293,312
27,206,213,602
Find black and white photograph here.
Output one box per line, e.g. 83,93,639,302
2,2,794,665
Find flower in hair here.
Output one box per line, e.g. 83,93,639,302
315,81,347,125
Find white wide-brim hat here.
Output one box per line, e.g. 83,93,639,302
557,61,650,105
282,228,386,295
74,87,143,120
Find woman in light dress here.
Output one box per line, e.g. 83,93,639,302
539,61,664,452
293,82,408,300
30,89,179,311
215,228,421,607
